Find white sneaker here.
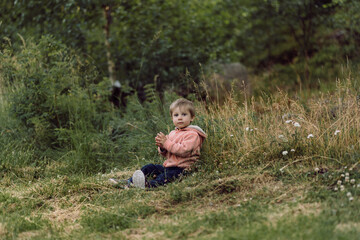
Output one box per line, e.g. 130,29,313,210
132,170,145,189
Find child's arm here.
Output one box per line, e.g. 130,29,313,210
158,147,167,156
163,132,200,157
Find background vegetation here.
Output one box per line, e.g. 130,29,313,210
1,0,360,239
1,0,360,96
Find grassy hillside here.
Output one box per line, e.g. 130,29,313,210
1,74,360,239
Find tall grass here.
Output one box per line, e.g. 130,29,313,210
197,77,360,174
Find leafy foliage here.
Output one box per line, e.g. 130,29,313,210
2,0,360,95
1,36,102,148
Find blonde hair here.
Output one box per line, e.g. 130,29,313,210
169,98,195,117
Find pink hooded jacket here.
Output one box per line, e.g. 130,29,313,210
158,125,207,169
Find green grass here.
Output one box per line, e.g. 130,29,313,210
1,162,359,239
1,70,360,239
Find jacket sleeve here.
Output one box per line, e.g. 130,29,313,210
158,147,167,157
162,132,200,157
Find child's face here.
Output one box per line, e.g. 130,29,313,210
171,107,194,129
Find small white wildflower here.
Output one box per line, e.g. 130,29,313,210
285,120,293,124
345,172,349,177
307,134,314,139
314,167,320,172
334,187,338,191
279,135,288,142
341,174,345,177
357,183,360,188
334,130,341,136
250,129,254,132
349,196,354,201
230,134,234,137
340,185,345,191
245,127,250,131
291,149,295,152
345,176,350,182
350,179,355,184
282,151,288,156
254,128,258,130
346,192,352,197
337,180,342,185
293,122,301,127
345,166,348,169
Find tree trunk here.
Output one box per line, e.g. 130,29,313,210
103,5,116,85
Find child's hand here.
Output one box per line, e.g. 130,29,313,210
155,132,167,147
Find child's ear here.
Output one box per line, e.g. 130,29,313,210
191,116,195,122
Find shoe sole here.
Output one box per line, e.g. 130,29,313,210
132,170,145,189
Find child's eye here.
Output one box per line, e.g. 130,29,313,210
182,113,187,116
174,114,178,117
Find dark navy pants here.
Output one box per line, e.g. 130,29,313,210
130,164,185,188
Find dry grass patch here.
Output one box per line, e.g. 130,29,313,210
335,222,360,233
0,222,7,238
17,230,44,240
267,202,322,225
44,199,83,224
123,227,166,240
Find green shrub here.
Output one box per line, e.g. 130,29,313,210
0,35,104,149
0,36,123,173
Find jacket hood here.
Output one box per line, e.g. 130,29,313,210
178,125,207,139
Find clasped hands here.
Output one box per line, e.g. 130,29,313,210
155,132,167,148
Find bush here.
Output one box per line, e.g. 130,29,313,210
0,35,106,149
0,36,122,173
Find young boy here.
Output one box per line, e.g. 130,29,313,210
109,98,206,189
